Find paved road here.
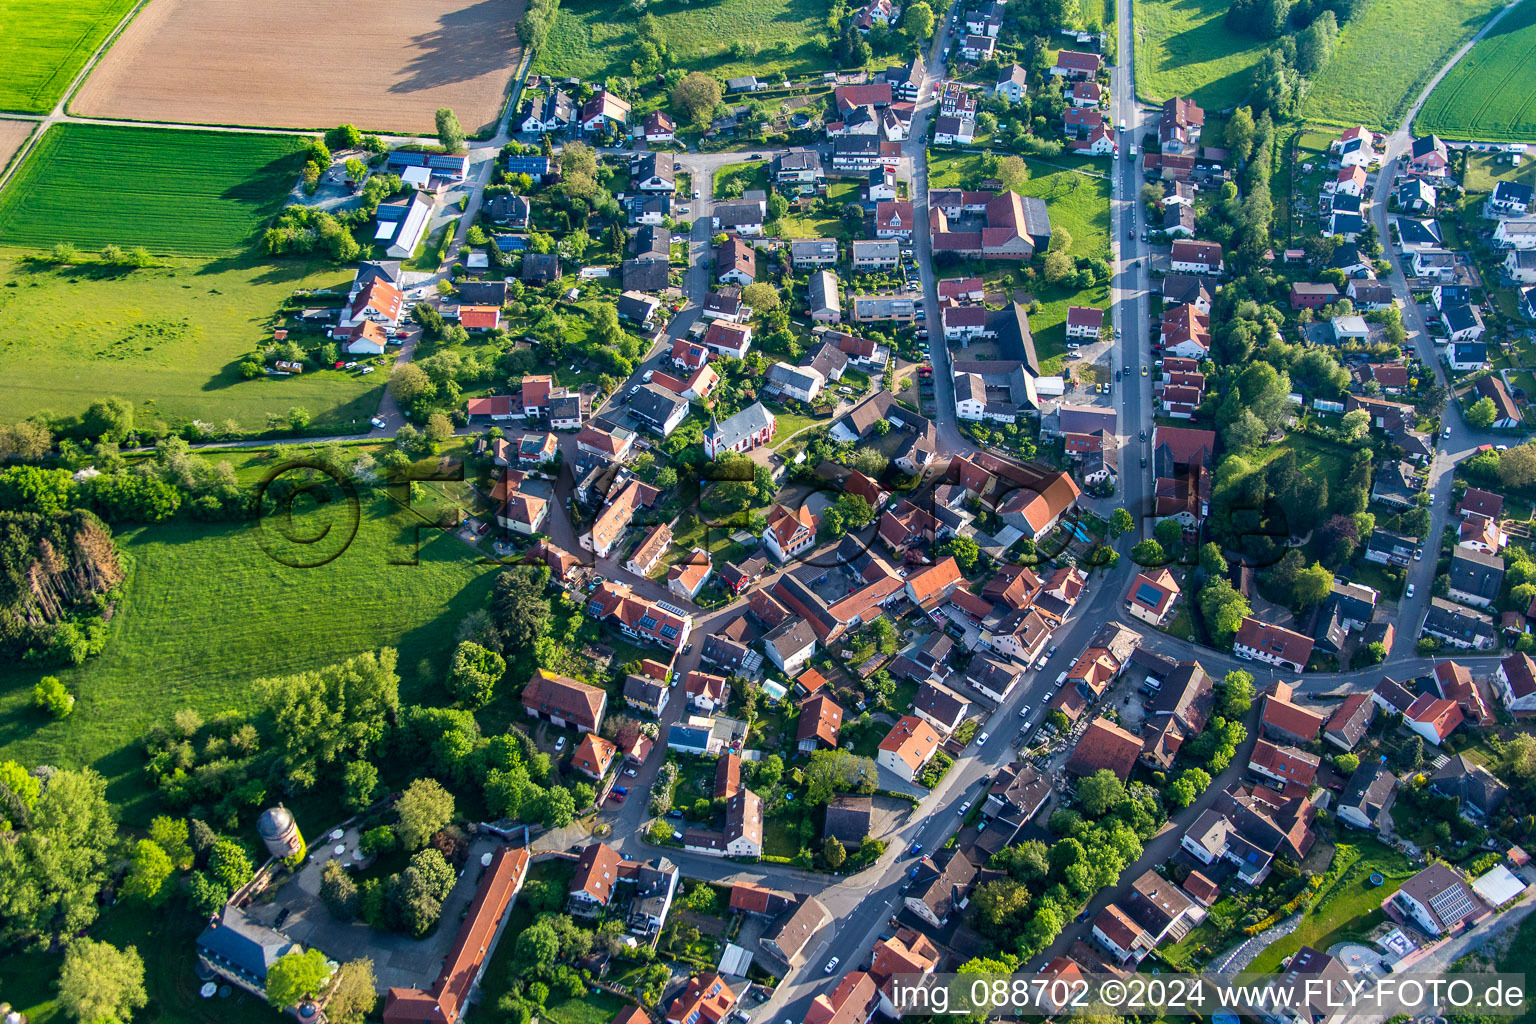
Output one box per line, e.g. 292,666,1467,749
1363,0,1524,656
1111,0,1152,538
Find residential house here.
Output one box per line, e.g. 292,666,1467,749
1494,217,1536,249
1448,546,1503,607
1422,597,1498,650
716,238,756,286
875,200,915,238
1404,694,1464,746
763,618,817,675
1323,693,1375,751
1124,568,1180,626
703,320,753,359
1052,50,1102,79
630,383,690,438
808,269,841,323
1169,239,1223,274
1065,718,1143,780
764,503,817,563
1336,763,1396,832
796,694,844,752
1392,862,1490,937
877,715,942,782
1494,651,1536,712
1260,681,1325,745
905,850,977,928
1474,375,1522,428
852,239,901,271
521,669,607,734
1407,135,1450,178
586,579,693,651
912,680,970,735
668,549,712,601
1248,739,1320,793
1234,617,1315,673
1430,754,1508,820
994,64,1029,103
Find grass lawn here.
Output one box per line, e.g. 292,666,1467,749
1464,149,1536,193
0,255,383,432
1248,837,1414,973
766,404,824,448
1303,0,1506,129
776,181,859,239
0,490,496,825
1415,0,1536,141
0,0,137,114
1262,433,1350,482
0,900,279,1024
1131,0,1269,109
763,815,802,858
927,152,1110,258
531,0,834,84
0,124,311,254
714,160,769,197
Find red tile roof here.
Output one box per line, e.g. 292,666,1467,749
1065,718,1143,780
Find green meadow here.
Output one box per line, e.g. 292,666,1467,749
0,0,138,114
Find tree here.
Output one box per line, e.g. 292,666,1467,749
343,761,379,812
757,754,783,788
741,282,780,313
1199,542,1228,576
766,194,789,222
903,0,935,38
447,640,505,707
1153,517,1183,551
1219,670,1255,717
1499,732,1536,782
942,535,981,572
541,786,577,828
0,768,116,947
424,413,454,445
82,397,134,442
1168,768,1211,809
1076,769,1126,818
1199,577,1251,640
120,840,175,906
1292,562,1334,608
149,817,193,871
823,836,847,868
1334,753,1360,773
1109,508,1134,537
266,948,334,1008
517,919,561,971
390,363,434,410
490,564,552,655
1225,106,1256,162
1340,408,1370,440
258,649,400,790
436,108,465,152
326,124,363,150
673,73,723,123
973,878,1031,929
1043,250,1073,284
325,960,378,1024
998,155,1029,192
321,858,360,920
395,778,454,850
1467,396,1498,430
57,939,146,1024
560,141,597,179
33,675,73,718
1498,444,1536,488
1295,10,1338,76
1131,539,1166,565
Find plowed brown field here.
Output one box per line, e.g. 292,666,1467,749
0,121,35,176
71,0,525,134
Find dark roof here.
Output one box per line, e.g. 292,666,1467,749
1449,547,1504,601
197,908,297,985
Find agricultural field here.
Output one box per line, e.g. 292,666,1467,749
70,0,525,134
530,0,832,84
0,124,310,254
0,256,384,432
0,479,497,825
1301,0,1506,129
1415,0,1536,140
0,0,137,114
1131,0,1269,109
0,118,34,176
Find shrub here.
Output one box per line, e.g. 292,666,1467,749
33,675,74,718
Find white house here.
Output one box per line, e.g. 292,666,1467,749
1494,652,1536,713
1494,218,1536,249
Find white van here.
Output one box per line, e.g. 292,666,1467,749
1055,670,1068,688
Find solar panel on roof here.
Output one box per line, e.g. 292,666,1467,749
1428,884,1475,924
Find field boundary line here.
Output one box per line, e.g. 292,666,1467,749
60,0,152,117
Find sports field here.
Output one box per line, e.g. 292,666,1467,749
1415,0,1536,140
0,256,383,432
1131,0,1268,109
1302,0,1506,129
0,119,33,176
531,0,831,83
71,0,525,134
0,484,496,824
0,123,308,254
0,0,137,114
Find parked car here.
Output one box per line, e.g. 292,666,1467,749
977,731,991,745
959,800,971,813
1018,704,1031,719
623,767,638,777
554,736,567,752
824,957,840,974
